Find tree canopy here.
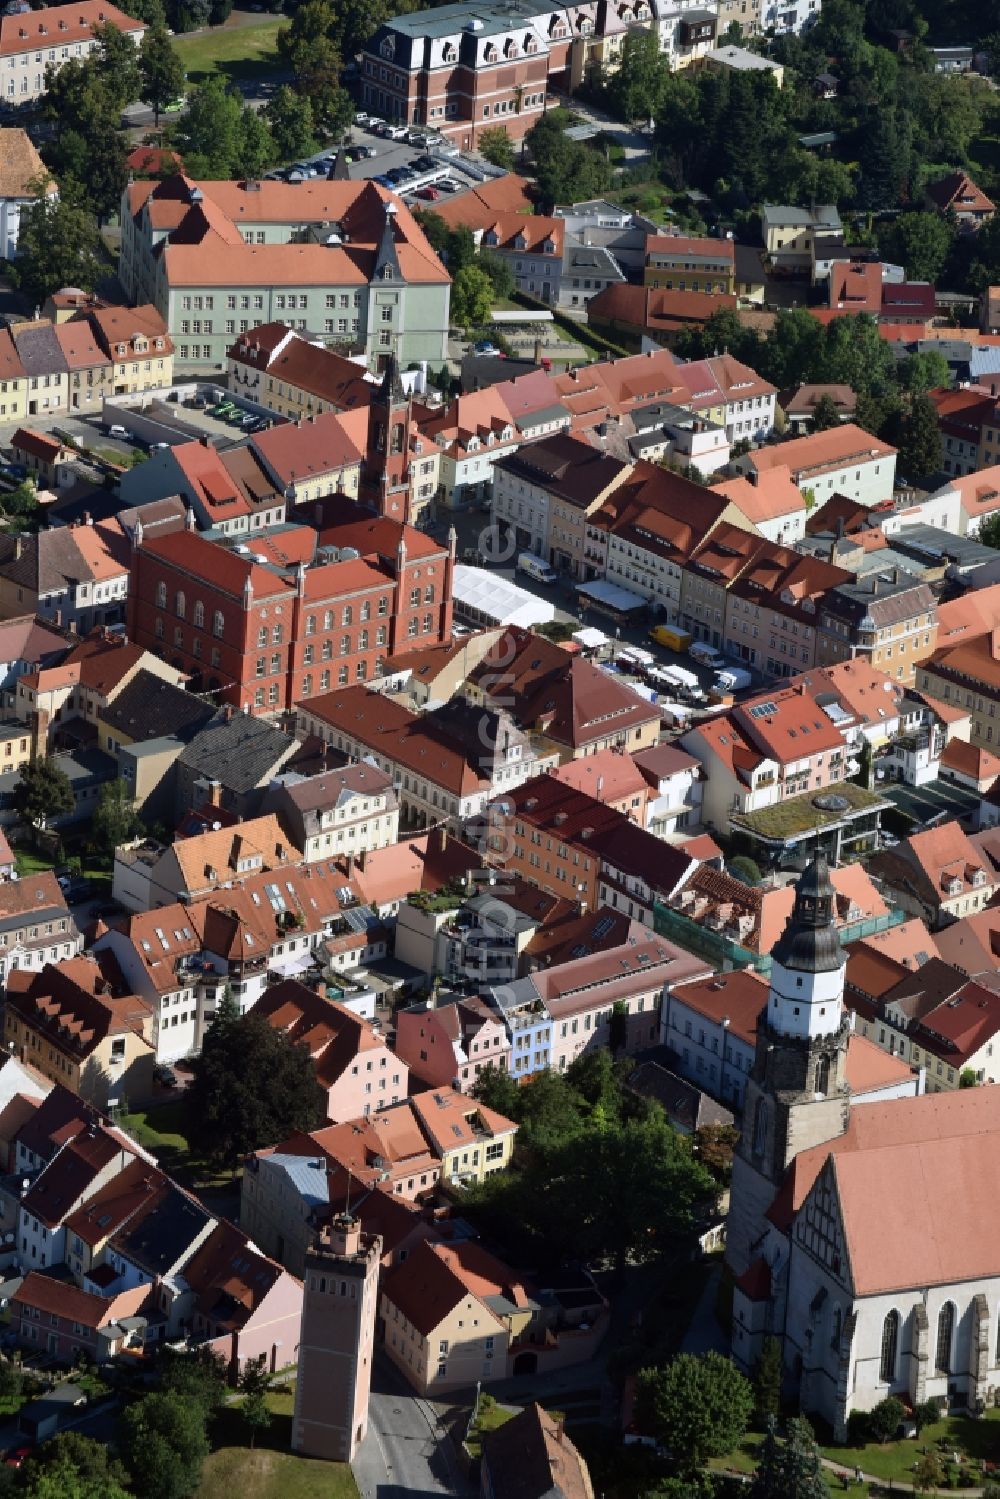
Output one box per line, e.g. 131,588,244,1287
636,1352,754,1481
466,1056,716,1270
188,1008,326,1170
11,192,103,305
13,758,74,832
119,1390,210,1499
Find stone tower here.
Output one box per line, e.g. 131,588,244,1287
726,852,851,1276
291,1214,382,1463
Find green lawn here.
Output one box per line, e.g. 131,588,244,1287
173,18,285,84
198,1387,360,1499
714,1409,1000,1493
465,1397,515,1459
15,846,111,892
119,1101,191,1162
817,1409,1000,1487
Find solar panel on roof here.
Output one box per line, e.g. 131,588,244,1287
748,701,777,719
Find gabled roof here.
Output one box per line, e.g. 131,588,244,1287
101,670,216,743
5,960,151,1064
252,979,390,1089
177,714,295,794
382,1238,532,1336
926,170,995,216
482,1404,593,1499
0,128,55,199
468,626,659,751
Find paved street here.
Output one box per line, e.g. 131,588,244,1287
353,1356,474,1499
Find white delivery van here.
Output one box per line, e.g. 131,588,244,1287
658,700,691,729
715,666,753,692
517,552,558,585
689,642,726,671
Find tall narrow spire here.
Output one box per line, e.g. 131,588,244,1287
770,851,843,975
373,199,403,282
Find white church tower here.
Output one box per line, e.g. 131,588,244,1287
726,852,852,1277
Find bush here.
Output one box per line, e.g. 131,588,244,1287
868,1396,905,1444
846,1409,870,1446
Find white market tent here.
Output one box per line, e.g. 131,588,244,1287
453,565,556,630
576,579,648,614
573,626,609,650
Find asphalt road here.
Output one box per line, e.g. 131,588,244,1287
353,1356,473,1499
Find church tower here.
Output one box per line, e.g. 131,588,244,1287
361,352,412,521
726,852,852,1277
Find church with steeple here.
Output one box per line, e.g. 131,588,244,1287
719,853,1000,1441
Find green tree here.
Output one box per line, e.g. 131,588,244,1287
12,191,103,304
119,1391,210,1499
14,757,74,834
478,126,516,169
636,1353,753,1481
525,113,611,211
753,1338,782,1425
236,106,277,179
479,249,515,301
913,1449,944,1496
900,349,950,395
809,394,844,433
90,20,142,108
729,855,762,885
23,1433,129,1495
750,1417,826,1499
451,265,495,330
188,1012,326,1170
238,1354,272,1449
265,86,317,162
978,512,1000,551
174,75,245,177
856,108,911,210
470,1062,522,1120
0,1360,21,1401
139,23,185,125
91,778,142,858
606,28,667,124
896,393,943,479
158,1347,227,1415
881,211,955,284
959,1067,978,1088
867,1395,904,1444
24,1460,130,1499
276,0,352,136
912,1398,940,1435
0,477,42,533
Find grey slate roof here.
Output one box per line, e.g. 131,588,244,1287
177,714,295,794
102,670,217,744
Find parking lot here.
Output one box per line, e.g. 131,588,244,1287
269,117,503,210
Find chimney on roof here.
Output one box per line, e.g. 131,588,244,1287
316,982,326,998
83,511,93,526
357,848,367,872
200,434,211,448
185,505,196,532
346,853,354,878
437,825,448,853
207,780,222,808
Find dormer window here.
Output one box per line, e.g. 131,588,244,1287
382,267,393,280
116,343,126,356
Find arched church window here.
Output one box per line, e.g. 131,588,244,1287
880,1310,899,1382
936,1302,955,1373
751,1097,766,1157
